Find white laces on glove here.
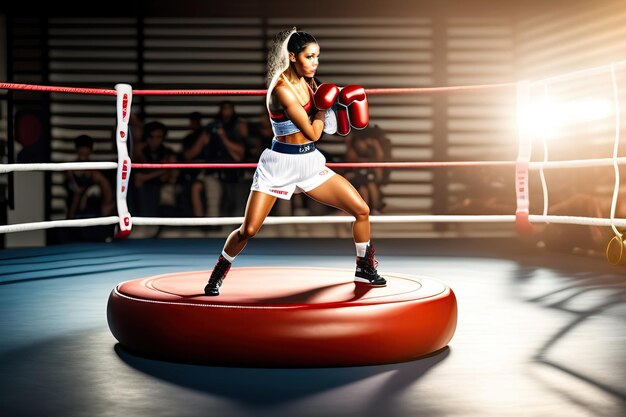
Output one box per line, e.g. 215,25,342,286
323,107,338,135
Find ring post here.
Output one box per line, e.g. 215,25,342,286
114,83,133,238
515,80,533,235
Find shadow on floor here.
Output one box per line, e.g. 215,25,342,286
114,343,451,407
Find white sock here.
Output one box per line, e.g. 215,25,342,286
221,250,235,263
355,241,370,258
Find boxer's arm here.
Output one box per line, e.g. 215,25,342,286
274,86,325,141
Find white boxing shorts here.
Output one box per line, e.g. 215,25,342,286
251,139,335,200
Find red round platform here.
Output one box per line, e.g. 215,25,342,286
107,267,457,367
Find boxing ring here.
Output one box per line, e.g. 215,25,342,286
0,63,626,417
0,61,626,367
2,61,626,250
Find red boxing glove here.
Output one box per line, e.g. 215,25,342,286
336,85,369,136
313,83,340,110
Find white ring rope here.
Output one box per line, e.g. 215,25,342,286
530,215,626,228
0,162,118,173
132,215,517,226
528,157,626,169
3,214,625,235
134,215,626,227
2,158,624,175
0,217,119,234
609,63,622,238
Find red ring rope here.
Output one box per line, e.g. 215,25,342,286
0,83,117,95
133,89,266,96
365,83,516,95
0,82,516,96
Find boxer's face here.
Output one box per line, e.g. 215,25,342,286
291,43,319,78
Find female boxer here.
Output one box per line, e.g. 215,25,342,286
204,28,386,295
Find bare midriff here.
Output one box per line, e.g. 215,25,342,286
275,131,312,145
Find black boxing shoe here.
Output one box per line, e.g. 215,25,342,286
355,244,387,287
204,255,231,296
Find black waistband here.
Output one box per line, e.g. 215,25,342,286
271,139,316,154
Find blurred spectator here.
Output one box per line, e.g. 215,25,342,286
207,101,248,217
182,112,210,162
241,114,275,209
133,121,179,216
62,135,115,241
65,135,114,220
128,113,145,162
448,166,514,215
538,193,608,253
188,111,203,133
181,112,209,217
370,125,392,186
344,126,386,214
15,109,48,163
534,168,626,254
246,114,274,162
